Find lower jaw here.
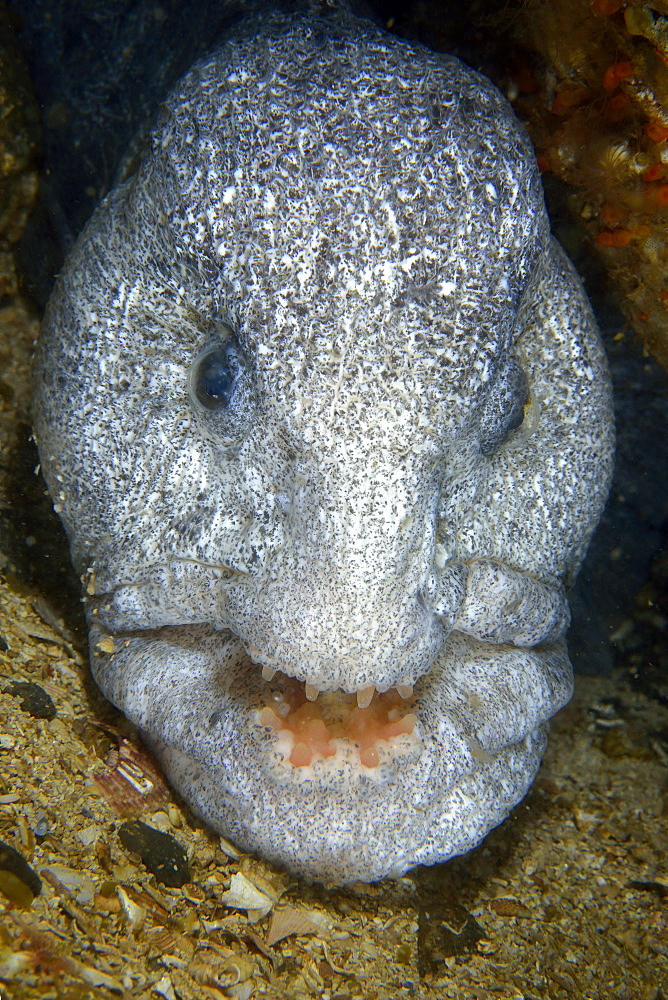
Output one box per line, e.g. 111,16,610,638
89,622,568,882
148,717,548,884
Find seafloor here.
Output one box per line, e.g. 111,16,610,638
1,577,667,1000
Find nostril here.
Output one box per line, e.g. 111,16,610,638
417,572,438,609
414,583,436,621
430,562,468,629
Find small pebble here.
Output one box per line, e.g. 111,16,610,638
0,838,42,906
417,899,483,974
118,820,190,888
5,681,56,720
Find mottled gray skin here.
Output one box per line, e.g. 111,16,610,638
33,8,614,882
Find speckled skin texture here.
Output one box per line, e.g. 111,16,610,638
33,7,614,883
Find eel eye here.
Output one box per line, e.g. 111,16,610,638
478,356,529,456
189,340,242,412
186,328,256,455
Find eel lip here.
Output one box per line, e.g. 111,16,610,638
241,631,435,699
255,655,414,705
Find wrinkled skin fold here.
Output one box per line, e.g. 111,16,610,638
32,6,614,882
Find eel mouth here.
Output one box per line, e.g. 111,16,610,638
89,618,425,775
255,670,419,770
87,616,573,882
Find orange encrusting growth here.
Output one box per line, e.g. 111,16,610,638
642,164,664,183
258,683,417,769
592,0,624,14
596,228,633,247
602,61,634,94
646,122,668,143
501,0,668,369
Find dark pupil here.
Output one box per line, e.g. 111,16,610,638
196,349,236,410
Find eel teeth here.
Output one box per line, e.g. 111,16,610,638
356,685,375,709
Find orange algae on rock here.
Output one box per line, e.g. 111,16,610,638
385,0,668,368
501,0,668,369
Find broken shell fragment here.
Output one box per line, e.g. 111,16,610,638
117,885,146,931
266,904,331,946
219,872,273,917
